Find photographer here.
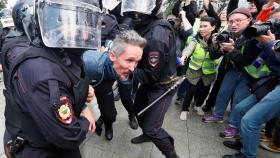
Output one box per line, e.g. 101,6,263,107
203,8,253,129
223,14,280,158
205,6,272,142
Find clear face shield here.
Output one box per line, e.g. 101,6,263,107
37,0,102,50
121,0,156,15
0,9,14,28
0,18,14,28
102,0,120,11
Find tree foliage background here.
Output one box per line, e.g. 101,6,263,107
0,0,8,28
0,0,7,9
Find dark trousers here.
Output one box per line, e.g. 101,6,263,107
16,143,82,158
274,118,280,147
134,84,176,156
95,80,135,125
94,80,116,125
118,81,135,119
182,79,211,111
263,117,280,147
265,117,278,138
176,65,188,99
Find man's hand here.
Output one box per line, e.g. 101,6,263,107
219,38,235,53
80,107,96,133
86,86,94,103
211,33,219,48
179,10,186,19
255,30,275,44
4,142,12,158
179,56,186,65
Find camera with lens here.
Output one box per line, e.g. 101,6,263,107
273,40,280,53
216,30,232,43
243,19,280,38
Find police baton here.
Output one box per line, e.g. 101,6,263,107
137,76,186,117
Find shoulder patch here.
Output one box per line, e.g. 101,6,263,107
53,96,73,125
148,51,160,67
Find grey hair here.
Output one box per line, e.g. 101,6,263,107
110,30,146,57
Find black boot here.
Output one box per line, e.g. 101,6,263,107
95,117,104,136
165,150,180,158
223,139,243,150
131,134,151,144
105,123,113,141
129,115,138,130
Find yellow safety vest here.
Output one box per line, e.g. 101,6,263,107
188,37,219,75
241,45,271,79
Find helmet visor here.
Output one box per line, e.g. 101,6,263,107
121,0,156,15
1,18,14,28
102,0,120,11
0,8,14,27
37,0,102,49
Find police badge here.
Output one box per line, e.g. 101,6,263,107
54,96,73,125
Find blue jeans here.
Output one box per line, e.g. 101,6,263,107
213,67,251,117
234,84,280,158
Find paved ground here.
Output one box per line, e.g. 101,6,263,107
0,79,278,158
80,90,280,158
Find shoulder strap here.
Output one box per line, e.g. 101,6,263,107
8,46,79,87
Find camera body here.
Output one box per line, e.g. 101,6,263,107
216,30,232,43
244,19,280,38
273,40,280,53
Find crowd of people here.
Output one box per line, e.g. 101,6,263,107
0,0,279,158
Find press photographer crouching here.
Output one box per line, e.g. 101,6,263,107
223,8,280,158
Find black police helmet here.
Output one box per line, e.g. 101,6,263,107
12,0,34,32
151,0,162,17
122,0,162,29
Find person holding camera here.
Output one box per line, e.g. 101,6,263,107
223,9,280,157
178,16,220,120
202,8,268,139
223,25,280,158
202,7,253,126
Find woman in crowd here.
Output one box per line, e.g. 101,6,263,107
179,16,220,120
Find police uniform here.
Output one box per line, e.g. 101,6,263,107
2,33,90,157
133,19,177,156
0,27,11,64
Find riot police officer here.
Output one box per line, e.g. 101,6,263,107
83,30,146,141
2,0,101,157
0,8,14,72
121,0,179,157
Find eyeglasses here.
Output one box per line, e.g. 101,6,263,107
228,18,249,25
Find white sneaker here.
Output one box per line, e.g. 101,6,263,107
196,107,205,116
180,111,188,121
